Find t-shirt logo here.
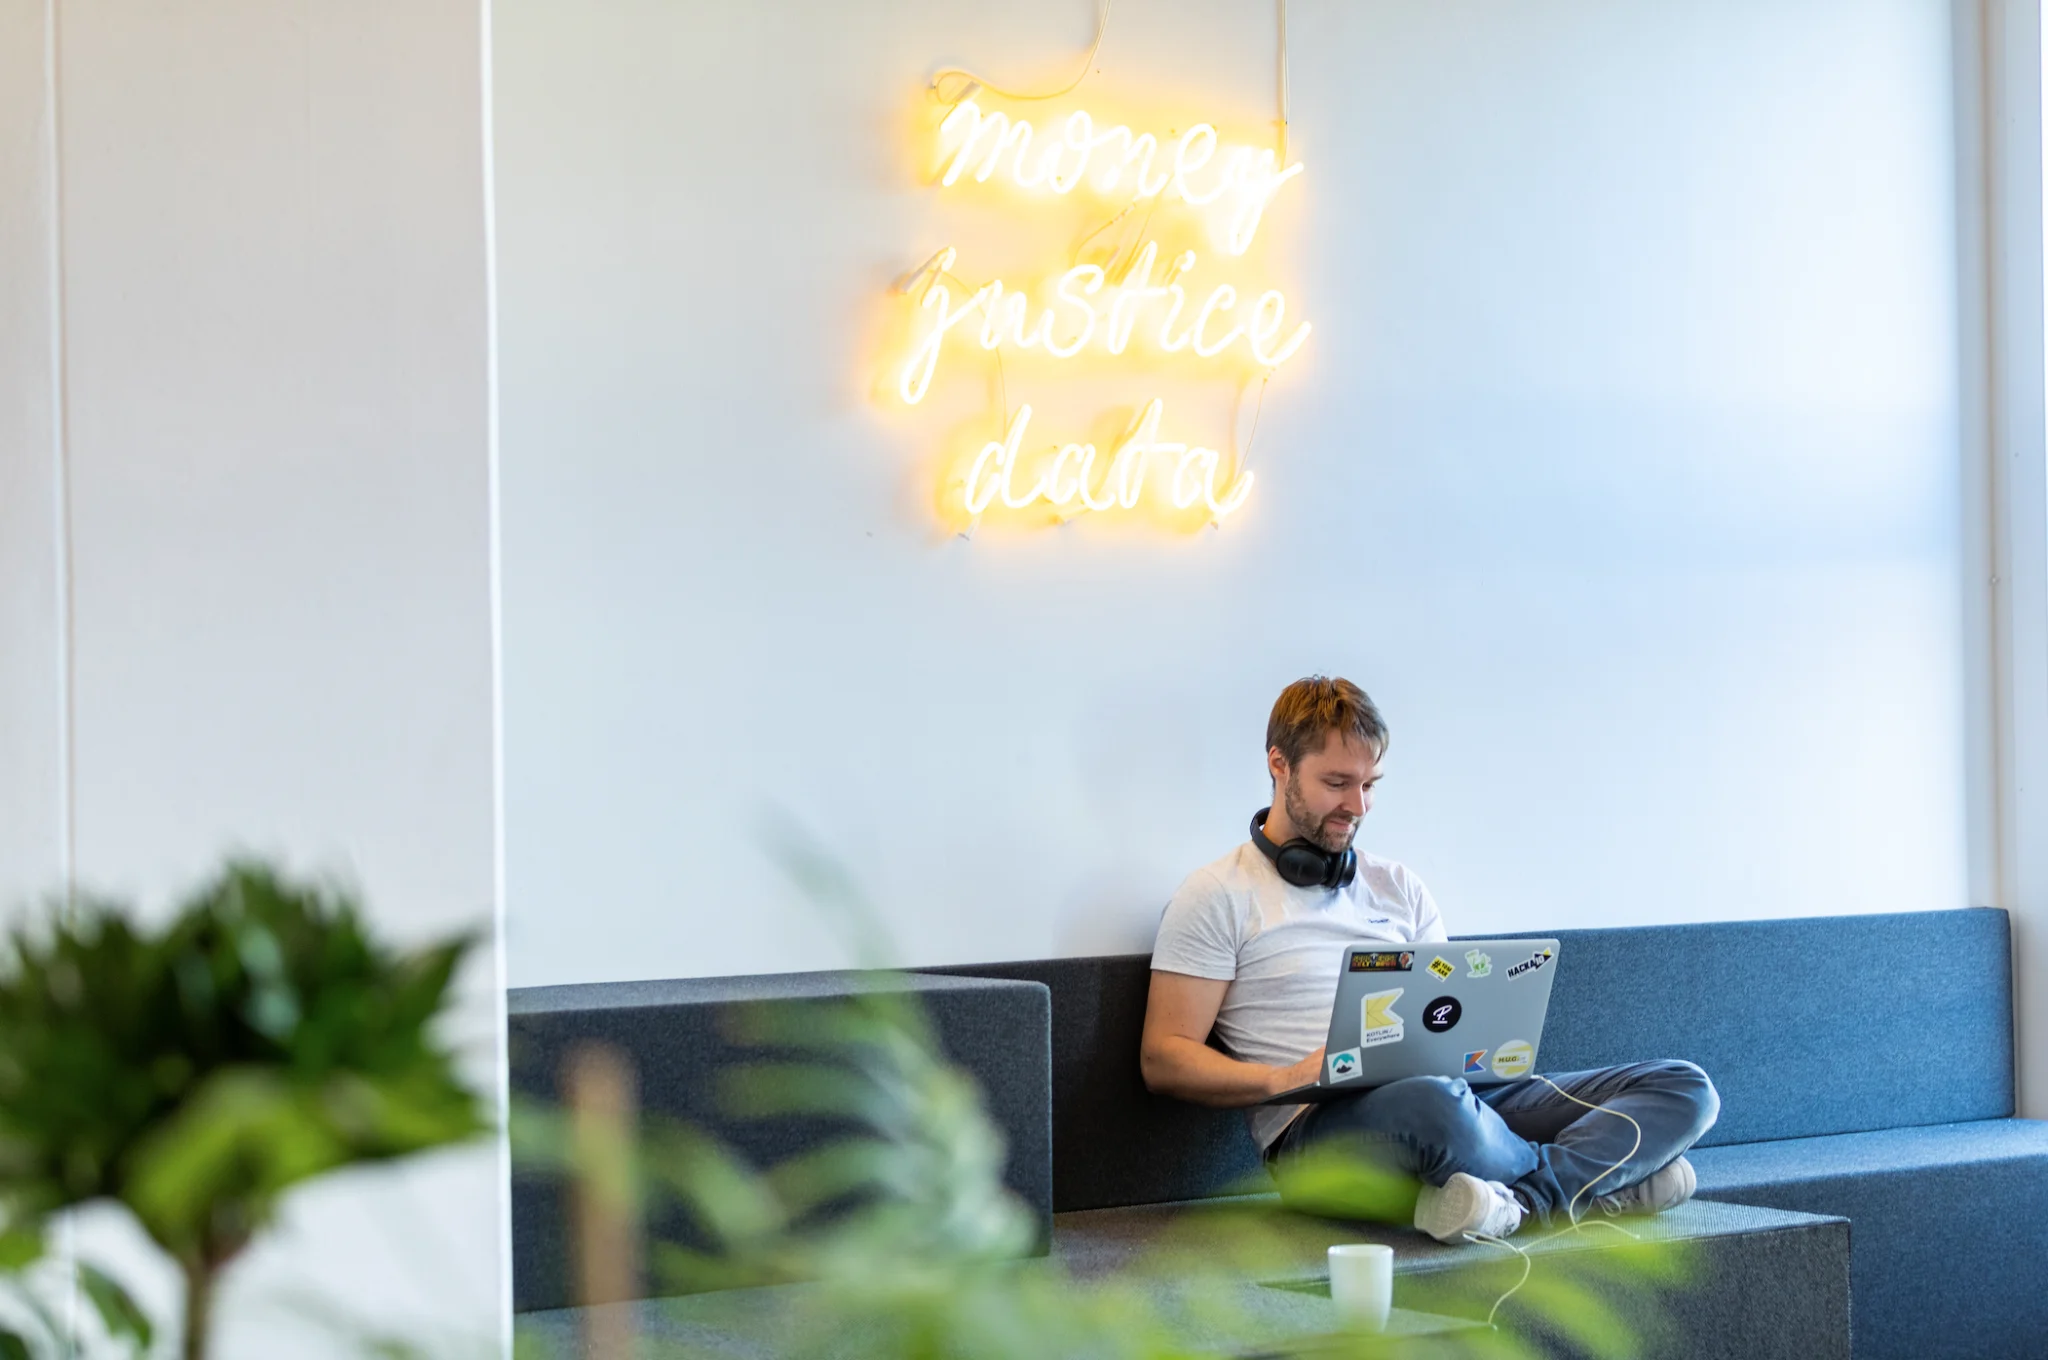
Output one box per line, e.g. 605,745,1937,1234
1360,988,1405,1047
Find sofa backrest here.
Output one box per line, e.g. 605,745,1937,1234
507,970,1052,1312
931,906,2013,1212
1486,908,2014,1147
922,956,1265,1212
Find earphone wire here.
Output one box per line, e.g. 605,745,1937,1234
1462,1073,1648,1329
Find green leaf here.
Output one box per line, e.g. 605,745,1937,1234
79,1261,155,1350
0,1226,42,1271
0,1328,29,1360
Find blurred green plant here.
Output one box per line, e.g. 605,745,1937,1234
0,860,487,1360
509,832,1697,1360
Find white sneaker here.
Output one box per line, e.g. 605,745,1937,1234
1413,1172,1526,1243
1593,1156,1696,1217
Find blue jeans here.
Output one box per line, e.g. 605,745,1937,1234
1269,1060,1721,1225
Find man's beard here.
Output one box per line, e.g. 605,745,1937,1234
1283,775,1358,854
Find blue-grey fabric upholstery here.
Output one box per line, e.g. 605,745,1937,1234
921,956,1264,1210
508,970,1051,1312
512,906,2027,1358
1476,909,2014,1145
1693,1119,2048,1360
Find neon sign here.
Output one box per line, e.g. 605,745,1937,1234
937,99,1304,256
892,88,1310,530
963,400,1253,521
897,244,1311,406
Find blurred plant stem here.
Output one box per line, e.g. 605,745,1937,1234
566,1045,642,1359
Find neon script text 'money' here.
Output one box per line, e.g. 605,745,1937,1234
938,99,1303,256
899,244,1311,406
964,399,1252,522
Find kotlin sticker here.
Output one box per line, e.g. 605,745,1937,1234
1360,988,1405,1047
1463,1049,1489,1075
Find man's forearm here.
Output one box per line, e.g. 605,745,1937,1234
1140,1035,1295,1108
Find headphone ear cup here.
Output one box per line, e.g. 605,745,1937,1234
1275,844,1324,888
1332,848,1358,889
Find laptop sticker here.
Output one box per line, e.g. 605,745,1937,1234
1427,955,1455,981
1421,995,1462,1033
1463,1049,1489,1075
1350,951,1415,973
1491,1040,1535,1078
1327,1048,1363,1082
1505,947,1554,981
1465,949,1492,978
1360,988,1405,1047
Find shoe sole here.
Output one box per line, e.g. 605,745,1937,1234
1414,1173,1486,1242
1605,1156,1698,1216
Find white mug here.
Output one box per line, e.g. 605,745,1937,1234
1327,1242,1394,1332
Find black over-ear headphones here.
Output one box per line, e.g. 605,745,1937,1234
1250,808,1358,890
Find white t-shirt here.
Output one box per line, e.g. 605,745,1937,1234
1151,840,1449,1151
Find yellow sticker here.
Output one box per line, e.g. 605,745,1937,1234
1360,988,1406,1047
1491,1040,1535,1078
1428,956,1455,980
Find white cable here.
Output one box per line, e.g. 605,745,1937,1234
931,0,1112,105
1532,1073,1644,1229
1464,1073,1650,1330
1277,0,1291,162
1463,1231,1531,1330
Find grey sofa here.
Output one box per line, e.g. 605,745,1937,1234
511,907,2041,1359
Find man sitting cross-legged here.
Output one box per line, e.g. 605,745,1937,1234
1138,675,1720,1243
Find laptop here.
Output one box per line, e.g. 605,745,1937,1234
1261,939,1563,1104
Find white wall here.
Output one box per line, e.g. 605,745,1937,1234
1,2,505,1355
0,0,64,911
1973,0,2048,1121
496,0,1975,986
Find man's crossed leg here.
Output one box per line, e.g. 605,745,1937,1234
1269,1059,1721,1241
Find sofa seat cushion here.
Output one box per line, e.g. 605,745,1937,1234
1693,1118,2048,1360
1692,1117,2048,1190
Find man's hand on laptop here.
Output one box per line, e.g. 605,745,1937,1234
1268,1045,1325,1098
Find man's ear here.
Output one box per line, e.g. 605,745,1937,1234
1267,746,1289,786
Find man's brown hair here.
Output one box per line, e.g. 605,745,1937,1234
1266,676,1389,770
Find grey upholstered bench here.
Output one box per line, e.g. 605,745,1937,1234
933,909,2036,1360
510,907,2035,1359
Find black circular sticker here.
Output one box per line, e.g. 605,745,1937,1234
1421,995,1462,1033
